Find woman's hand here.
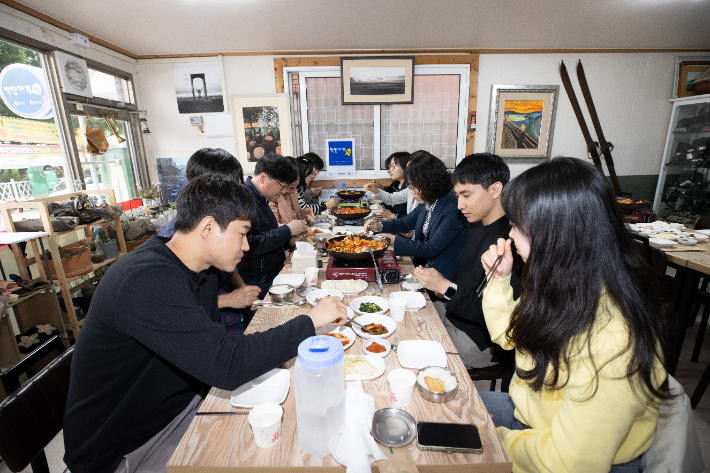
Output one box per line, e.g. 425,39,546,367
375,209,395,220
377,233,396,243
363,181,380,194
481,238,514,280
312,187,322,197
364,219,382,233
325,198,338,209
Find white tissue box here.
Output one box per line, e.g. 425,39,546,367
291,250,317,273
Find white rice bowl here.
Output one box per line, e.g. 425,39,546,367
417,367,458,392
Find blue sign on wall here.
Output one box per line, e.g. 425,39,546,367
328,140,354,166
0,64,53,120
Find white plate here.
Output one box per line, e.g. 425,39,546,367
692,229,710,236
649,237,677,246
344,355,386,381
306,288,345,306
351,296,390,316
396,340,447,369
650,233,678,240
389,291,426,310
272,274,305,287
309,228,332,235
321,279,369,295
680,232,709,240
231,368,290,408
316,324,356,351
352,314,397,339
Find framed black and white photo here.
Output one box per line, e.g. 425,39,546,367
172,57,228,114
340,57,414,105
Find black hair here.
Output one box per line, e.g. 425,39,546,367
404,150,453,203
174,173,256,233
502,157,670,400
295,157,314,188
301,152,324,170
384,151,412,173
254,153,299,184
185,148,243,184
452,153,510,189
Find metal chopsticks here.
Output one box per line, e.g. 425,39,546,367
476,254,504,298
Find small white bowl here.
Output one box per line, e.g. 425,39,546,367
351,296,390,316
678,237,698,246
306,288,345,306
363,339,391,357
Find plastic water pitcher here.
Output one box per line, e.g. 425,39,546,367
294,335,345,457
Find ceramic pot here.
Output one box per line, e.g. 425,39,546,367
47,247,93,278
99,240,119,260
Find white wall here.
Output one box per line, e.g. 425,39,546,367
475,52,709,178
137,56,276,182
136,52,710,181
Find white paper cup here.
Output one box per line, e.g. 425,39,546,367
670,223,684,230
388,368,417,407
248,402,283,448
304,267,319,286
389,297,408,322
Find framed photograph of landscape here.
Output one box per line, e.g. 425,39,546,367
341,57,414,105
486,84,560,163
673,56,710,99
231,93,293,174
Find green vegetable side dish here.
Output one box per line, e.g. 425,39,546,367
359,302,382,313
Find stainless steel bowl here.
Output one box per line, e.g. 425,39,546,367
416,366,459,403
268,284,294,302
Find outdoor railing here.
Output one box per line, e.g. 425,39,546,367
0,180,34,202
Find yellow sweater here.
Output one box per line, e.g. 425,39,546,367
481,277,665,473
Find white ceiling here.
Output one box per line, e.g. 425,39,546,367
14,0,710,57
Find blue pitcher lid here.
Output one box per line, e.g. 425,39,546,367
297,335,343,369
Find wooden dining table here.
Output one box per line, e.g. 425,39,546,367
167,257,513,472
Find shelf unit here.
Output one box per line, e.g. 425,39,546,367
0,189,127,341
653,95,710,225
0,231,64,370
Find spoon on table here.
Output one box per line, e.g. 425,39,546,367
252,299,309,308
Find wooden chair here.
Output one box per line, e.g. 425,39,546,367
691,361,710,409
467,364,511,392
0,336,72,473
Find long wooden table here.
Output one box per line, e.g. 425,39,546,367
167,258,512,472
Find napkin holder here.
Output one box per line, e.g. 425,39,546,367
291,245,317,274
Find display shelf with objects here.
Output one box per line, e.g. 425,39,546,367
0,231,67,372
0,190,128,341
653,95,710,226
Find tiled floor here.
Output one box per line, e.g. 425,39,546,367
2,319,709,473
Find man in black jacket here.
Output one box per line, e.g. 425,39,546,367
238,154,309,299
414,153,522,372
64,174,346,473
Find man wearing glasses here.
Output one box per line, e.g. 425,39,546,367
239,154,308,299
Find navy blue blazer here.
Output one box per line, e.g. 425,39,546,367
380,191,467,280
237,178,291,276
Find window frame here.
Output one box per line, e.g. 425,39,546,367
284,64,470,179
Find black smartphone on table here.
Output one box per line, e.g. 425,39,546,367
416,422,483,454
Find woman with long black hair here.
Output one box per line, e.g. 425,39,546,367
295,153,338,215
479,157,670,472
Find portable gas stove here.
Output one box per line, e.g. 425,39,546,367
335,217,368,226
326,250,400,283
622,208,657,224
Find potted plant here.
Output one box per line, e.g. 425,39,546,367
90,240,105,264
45,242,93,278
138,183,161,206
97,231,119,260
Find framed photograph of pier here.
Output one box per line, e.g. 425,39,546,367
340,57,415,104
231,93,293,174
172,56,228,114
486,84,559,163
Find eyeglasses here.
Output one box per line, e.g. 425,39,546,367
270,176,290,192
388,163,399,170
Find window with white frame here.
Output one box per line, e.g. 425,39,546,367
286,64,469,176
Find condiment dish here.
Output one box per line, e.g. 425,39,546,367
678,237,698,246
363,339,391,357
